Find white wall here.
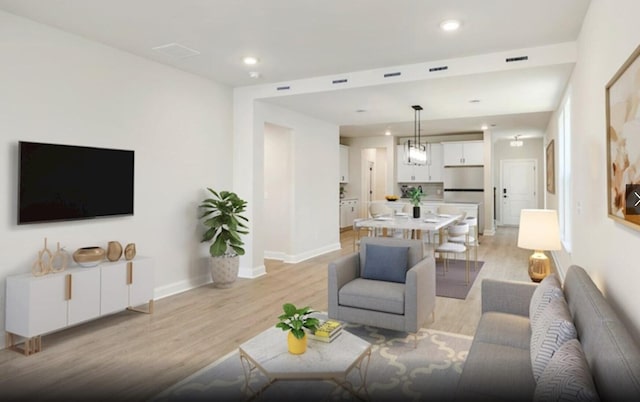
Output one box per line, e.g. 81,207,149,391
253,101,341,263
0,11,233,335
547,0,640,337
263,123,293,259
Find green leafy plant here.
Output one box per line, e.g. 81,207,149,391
275,303,320,339
409,187,422,207
199,189,249,257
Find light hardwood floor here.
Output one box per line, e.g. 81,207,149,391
0,227,534,400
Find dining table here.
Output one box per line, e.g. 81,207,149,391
354,213,461,245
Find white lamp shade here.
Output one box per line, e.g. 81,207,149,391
517,209,561,251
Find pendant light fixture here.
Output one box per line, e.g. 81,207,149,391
405,105,427,165
510,135,524,147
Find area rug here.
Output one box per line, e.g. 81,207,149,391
153,324,472,401
435,260,485,300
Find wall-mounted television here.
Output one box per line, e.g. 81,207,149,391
18,141,134,224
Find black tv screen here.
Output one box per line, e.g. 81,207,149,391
18,141,134,224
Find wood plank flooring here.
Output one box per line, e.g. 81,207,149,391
0,227,533,400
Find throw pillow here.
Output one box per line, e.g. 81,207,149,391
361,244,410,283
534,339,600,402
530,296,578,381
529,274,563,326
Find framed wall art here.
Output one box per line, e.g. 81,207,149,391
546,140,555,194
606,43,640,230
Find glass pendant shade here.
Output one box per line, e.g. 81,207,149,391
405,105,427,165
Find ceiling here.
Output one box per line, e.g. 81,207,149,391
0,0,591,139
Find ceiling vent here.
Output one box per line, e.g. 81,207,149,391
276,86,291,91
429,66,448,72
384,72,401,78
152,43,201,59
332,79,348,84
505,56,528,63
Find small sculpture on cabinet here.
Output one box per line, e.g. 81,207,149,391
107,241,123,262
50,242,68,273
124,243,136,260
31,238,53,277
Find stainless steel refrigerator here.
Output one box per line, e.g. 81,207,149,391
443,166,484,233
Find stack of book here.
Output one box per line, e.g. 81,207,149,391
308,319,343,343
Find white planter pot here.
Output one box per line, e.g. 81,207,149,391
209,255,239,288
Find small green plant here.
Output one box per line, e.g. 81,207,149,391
409,187,422,207
199,189,249,257
275,303,320,339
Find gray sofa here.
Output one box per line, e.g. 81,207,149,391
327,236,435,335
457,265,640,401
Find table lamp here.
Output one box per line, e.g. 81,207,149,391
517,209,561,282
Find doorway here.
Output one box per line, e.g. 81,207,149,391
360,148,387,217
500,159,537,225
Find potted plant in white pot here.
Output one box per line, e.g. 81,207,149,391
199,189,249,288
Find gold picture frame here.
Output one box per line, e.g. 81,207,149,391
546,140,555,194
606,43,640,230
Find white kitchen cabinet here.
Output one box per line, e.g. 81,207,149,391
428,143,444,182
396,146,429,182
443,141,484,166
339,145,349,183
5,257,154,355
340,199,359,229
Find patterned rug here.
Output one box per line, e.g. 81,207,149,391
435,260,485,300
153,324,472,401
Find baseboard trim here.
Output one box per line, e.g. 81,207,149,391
239,264,266,279
482,228,496,236
262,242,342,264
154,274,212,300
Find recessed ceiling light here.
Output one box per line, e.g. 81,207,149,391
385,130,391,136
248,71,261,79
481,124,488,130
440,19,461,32
243,56,259,65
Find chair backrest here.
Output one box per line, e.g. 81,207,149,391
359,236,423,275
369,202,392,217
437,206,467,220
447,222,469,236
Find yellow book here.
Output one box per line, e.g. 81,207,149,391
314,320,342,337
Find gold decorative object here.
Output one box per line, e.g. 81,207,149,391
107,241,123,262
72,247,105,267
50,242,69,273
124,243,136,260
31,238,53,277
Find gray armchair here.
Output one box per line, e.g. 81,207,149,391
328,236,436,337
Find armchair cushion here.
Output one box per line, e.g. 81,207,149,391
361,244,409,283
339,278,405,315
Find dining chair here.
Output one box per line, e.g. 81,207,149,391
448,216,479,271
434,222,471,284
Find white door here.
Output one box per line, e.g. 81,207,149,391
501,159,537,225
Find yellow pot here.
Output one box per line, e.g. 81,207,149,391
287,331,307,354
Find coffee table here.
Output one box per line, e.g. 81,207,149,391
238,325,372,400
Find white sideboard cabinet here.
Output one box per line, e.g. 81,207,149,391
5,257,154,355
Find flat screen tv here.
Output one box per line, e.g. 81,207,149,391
18,141,134,224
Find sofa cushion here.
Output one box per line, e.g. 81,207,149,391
474,311,531,350
361,244,409,283
534,339,600,402
529,274,563,325
338,278,405,314
530,296,577,381
457,341,536,401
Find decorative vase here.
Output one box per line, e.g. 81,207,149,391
287,331,307,355
413,206,421,218
73,247,106,267
124,243,136,260
107,241,123,262
209,255,239,288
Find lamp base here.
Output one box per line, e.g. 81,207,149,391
528,251,551,282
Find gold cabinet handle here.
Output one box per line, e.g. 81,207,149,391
127,262,133,285
65,274,72,300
